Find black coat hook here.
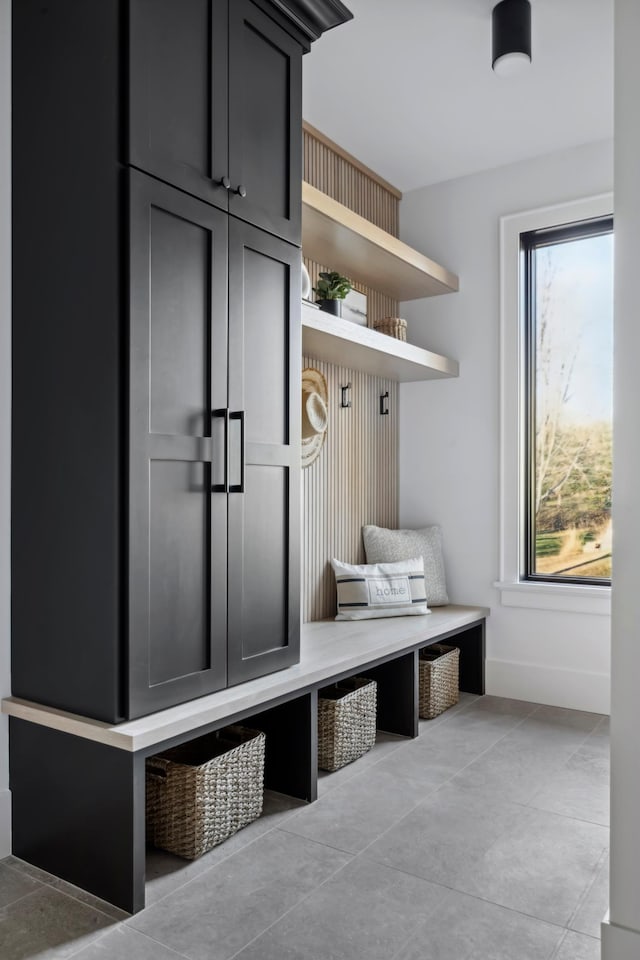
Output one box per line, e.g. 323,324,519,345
341,383,352,408
380,391,389,415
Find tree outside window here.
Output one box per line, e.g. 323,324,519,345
522,218,613,583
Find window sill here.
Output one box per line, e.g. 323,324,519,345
494,580,611,616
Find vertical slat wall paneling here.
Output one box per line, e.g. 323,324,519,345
302,357,399,623
301,124,401,621
302,123,400,328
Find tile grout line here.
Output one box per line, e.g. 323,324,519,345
95,926,194,960
388,883,576,959
40,879,130,925
386,885,461,960
347,706,541,863
280,698,540,852
0,866,132,954
222,849,360,960
314,694,484,797
274,825,358,856
0,885,47,915
549,928,571,960
144,801,308,910
565,845,609,933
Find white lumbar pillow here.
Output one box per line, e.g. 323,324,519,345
331,556,430,621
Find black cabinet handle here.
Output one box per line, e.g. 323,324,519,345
229,411,245,493
211,409,228,492
234,184,247,198
217,176,231,190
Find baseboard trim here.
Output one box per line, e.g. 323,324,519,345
602,917,640,959
0,788,11,858
486,658,610,714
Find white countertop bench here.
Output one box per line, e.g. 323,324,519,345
3,604,488,753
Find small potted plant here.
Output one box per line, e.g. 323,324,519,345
314,271,353,317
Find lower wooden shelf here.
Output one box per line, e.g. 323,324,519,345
302,302,458,382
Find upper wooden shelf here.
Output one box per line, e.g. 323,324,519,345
301,182,459,301
302,303,458,382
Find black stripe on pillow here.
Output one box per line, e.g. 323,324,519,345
336,577,366,584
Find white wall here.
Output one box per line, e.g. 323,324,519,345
602,1,640,954
0,0,11,857
399,139,613,714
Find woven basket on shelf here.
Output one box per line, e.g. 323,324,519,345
145,724,265,860
419,644,460,719
318,677,377,772
373,317,407,341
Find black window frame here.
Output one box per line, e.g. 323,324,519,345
521,214,614,586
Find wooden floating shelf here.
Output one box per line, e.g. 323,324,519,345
302,303,459,382
301,181,459,301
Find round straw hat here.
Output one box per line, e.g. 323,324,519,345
301,368,328,468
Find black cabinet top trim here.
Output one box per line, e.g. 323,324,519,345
270,0,353,43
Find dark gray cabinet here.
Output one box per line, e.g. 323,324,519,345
129,0,302,244
128,172,300,716
10,0,353,722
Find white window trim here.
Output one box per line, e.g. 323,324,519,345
496,193,613,617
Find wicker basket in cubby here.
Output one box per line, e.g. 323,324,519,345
419,644,460,719
145,724,265,860
318,677,377,771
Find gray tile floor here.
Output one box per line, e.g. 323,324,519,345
0,694,609,959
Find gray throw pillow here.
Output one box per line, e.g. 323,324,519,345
362,525,449,606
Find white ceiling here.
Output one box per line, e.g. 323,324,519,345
302,0,613,193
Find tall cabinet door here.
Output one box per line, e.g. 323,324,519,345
128,171,229,718
228,0,302,244
129,0,230,211
227,218,301,686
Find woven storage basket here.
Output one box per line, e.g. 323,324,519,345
318,677,377,772
373,317,407,341
145,724,265,860
419,644,460,719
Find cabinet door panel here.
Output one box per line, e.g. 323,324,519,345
149,207,211,437
129,0,229,210
241,247,288,445
129,171,228,718
149,461,211,685
237,464,288,659
227,219,300,685
228,0,302,243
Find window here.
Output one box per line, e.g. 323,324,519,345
522,218,613,584
498,195,613,615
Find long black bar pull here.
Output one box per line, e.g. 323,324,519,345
380,391,389,416
229,410,245,493
212,409,229,491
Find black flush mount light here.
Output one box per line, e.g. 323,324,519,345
492,0,531,75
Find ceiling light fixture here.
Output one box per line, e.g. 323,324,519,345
492,0,531,76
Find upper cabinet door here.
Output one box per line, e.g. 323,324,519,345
129,0,230,211
228,0,302,245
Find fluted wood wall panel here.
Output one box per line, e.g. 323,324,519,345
303,128,399,234
303,357,399,622
302,126,401,622
303,125,400,328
